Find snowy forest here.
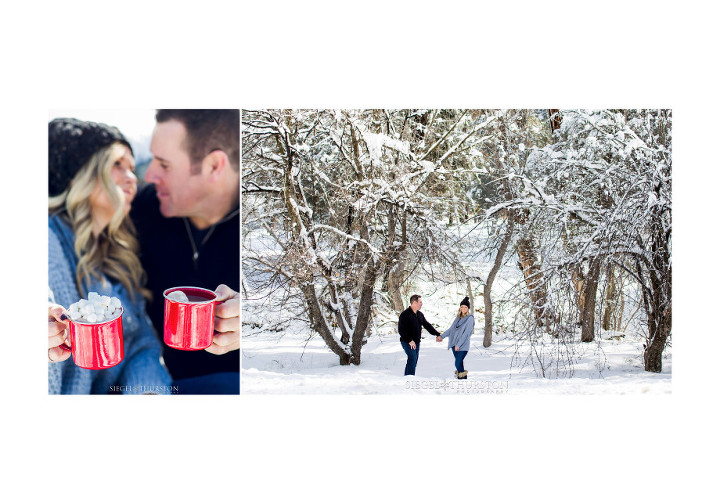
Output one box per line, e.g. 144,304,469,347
241,109,671,393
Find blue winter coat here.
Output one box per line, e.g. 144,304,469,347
440,314,474,352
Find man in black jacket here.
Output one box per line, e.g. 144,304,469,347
131,109,239,394
398,294,441,376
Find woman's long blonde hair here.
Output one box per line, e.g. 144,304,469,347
49,142,150,300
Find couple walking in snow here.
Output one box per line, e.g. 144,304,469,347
398,294,475,379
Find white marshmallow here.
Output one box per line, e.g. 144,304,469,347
167,290,189,303
70,294,122,324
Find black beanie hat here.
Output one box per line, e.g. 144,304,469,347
48,118,133,197
460,296,470,308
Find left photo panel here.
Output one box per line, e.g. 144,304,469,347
47,110,240,394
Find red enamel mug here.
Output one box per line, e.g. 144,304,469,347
60,308,124,370
163,287,217,351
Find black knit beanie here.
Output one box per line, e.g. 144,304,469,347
48,118,133,197
460,296,470,308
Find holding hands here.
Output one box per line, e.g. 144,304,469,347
436,334,443,343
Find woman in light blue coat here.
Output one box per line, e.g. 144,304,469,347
437,297,474,379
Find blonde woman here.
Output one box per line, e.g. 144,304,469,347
47,118,171,394
436,297,474,379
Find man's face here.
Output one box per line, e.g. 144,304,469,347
411,297,423,311
146,119,206,218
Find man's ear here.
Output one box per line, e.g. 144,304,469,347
202,150,229,180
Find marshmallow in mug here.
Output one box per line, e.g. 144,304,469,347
67,292,122,323
166,290,190,303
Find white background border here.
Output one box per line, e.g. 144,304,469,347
1,1,714,502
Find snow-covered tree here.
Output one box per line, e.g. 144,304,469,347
243,108,672,374
242,109,494,365
528,109,672,371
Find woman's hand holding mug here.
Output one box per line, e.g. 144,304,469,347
48,303,71,363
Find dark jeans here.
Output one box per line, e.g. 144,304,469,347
171,372,240,394
401,341,420,376
452,348,468,373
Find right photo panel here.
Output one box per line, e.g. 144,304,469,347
240,109,672,395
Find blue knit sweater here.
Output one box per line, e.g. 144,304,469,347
439,314,474,352
48,215,172,394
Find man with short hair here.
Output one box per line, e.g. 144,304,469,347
131,109,240,394
398,294,441,376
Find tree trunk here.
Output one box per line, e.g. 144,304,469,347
548,109,562,132
385,208,407,313
350,261,378,365
643,206,671,372
571,265,585,322
643,268,671,372
580,257,601,342
516,231,551,328
644,305,670,372
602,264,619,331
283,126,354,365
483,218,514,347
300,283,351,364
466,277,474,314
491,115,553,331
387,258,406,313
349,223,383,365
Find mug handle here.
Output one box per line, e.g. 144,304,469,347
59,315,71,352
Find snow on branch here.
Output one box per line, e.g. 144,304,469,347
242,181,283,194
359,128,410,162
308,224,382,255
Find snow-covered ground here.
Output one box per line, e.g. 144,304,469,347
242,333,671,395
241,225,671,394
241,286,671,395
